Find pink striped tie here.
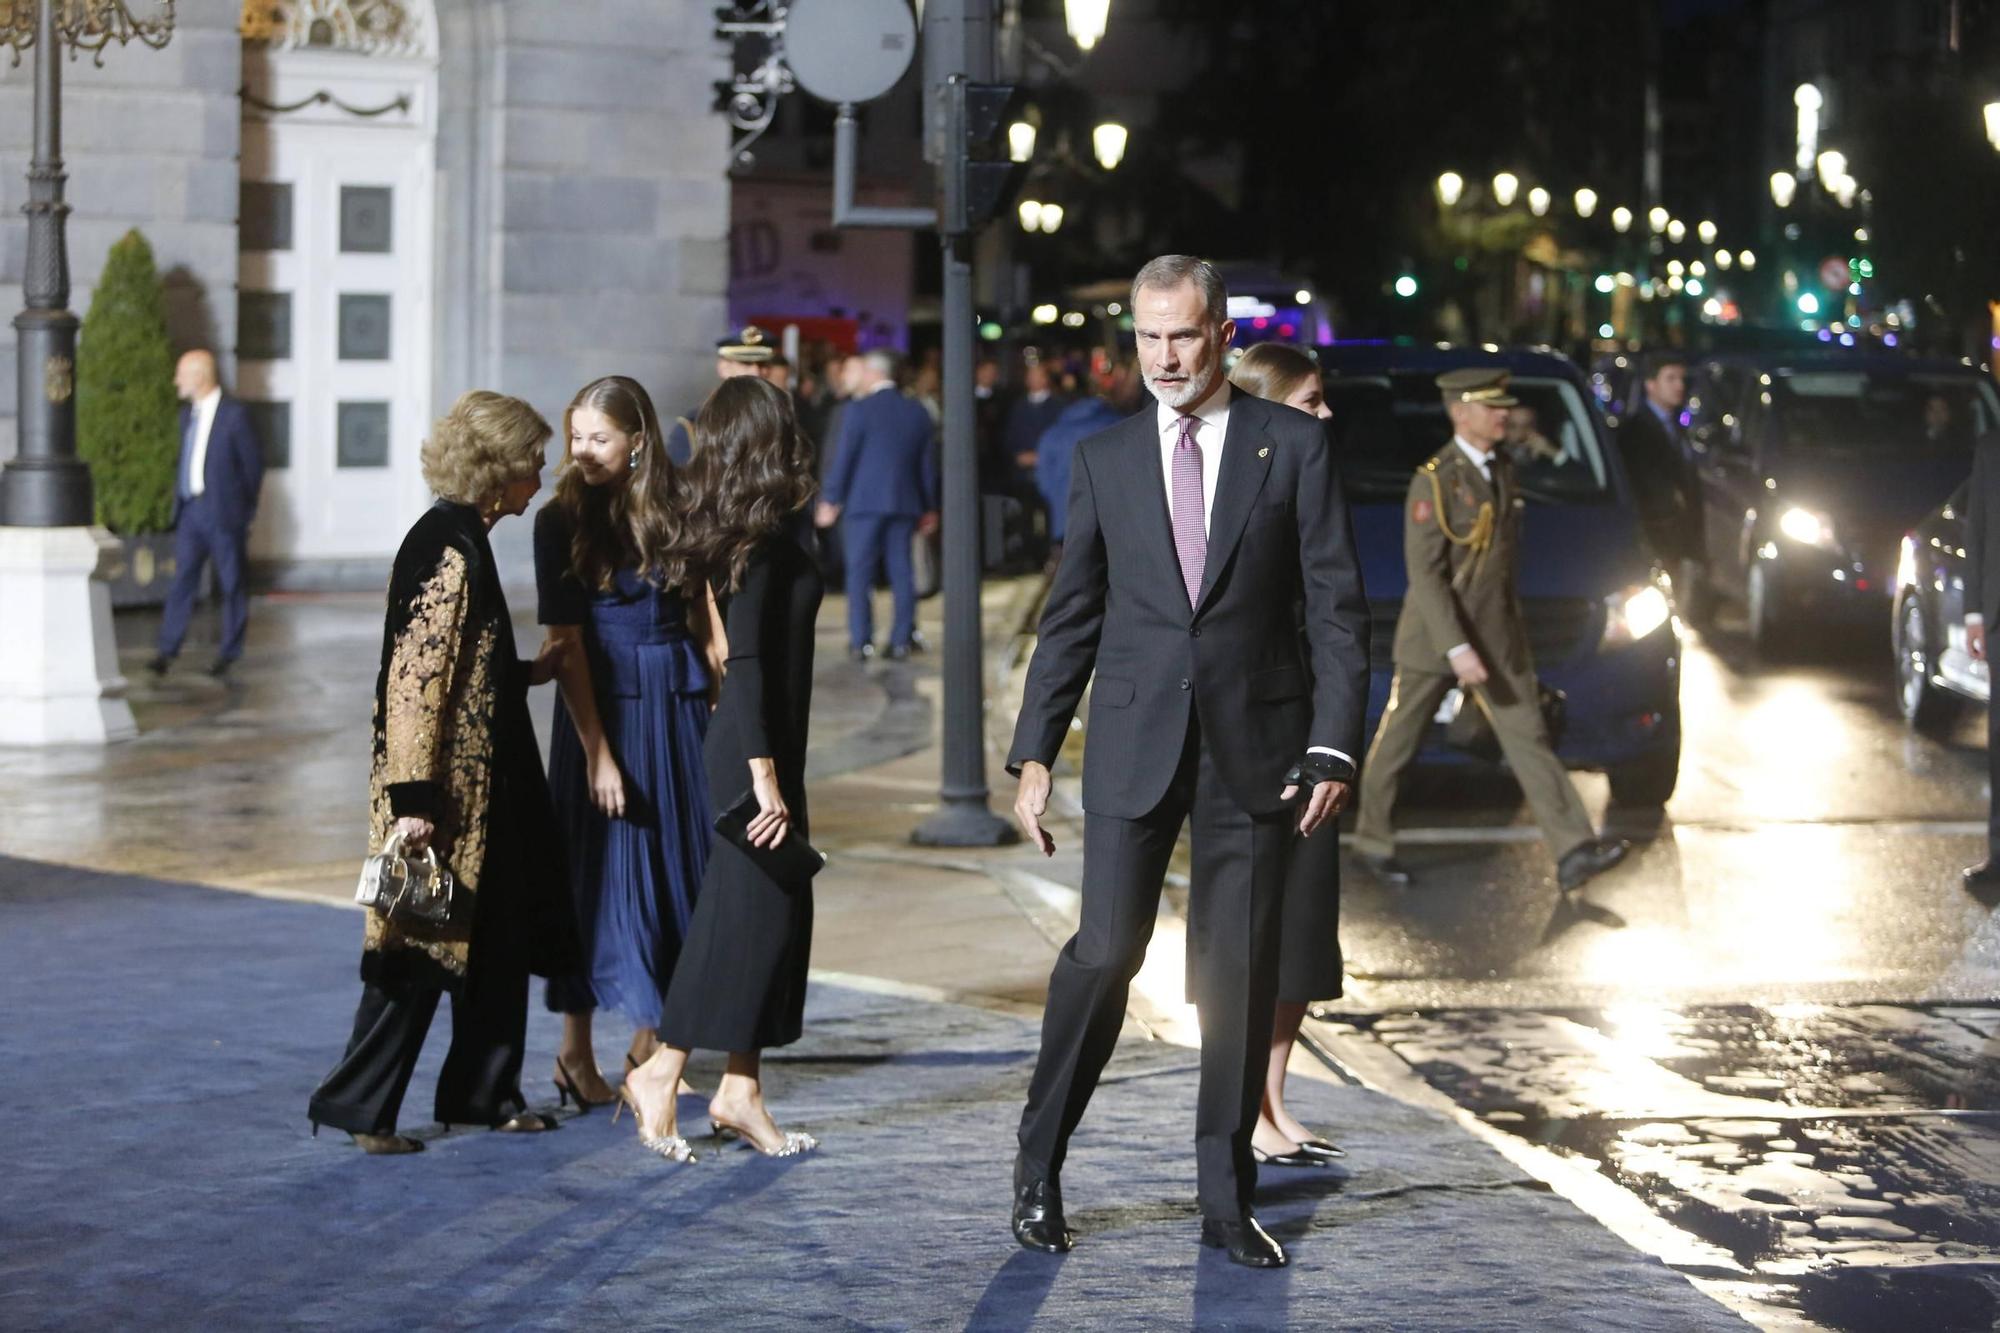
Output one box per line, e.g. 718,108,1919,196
1170,415,1205,607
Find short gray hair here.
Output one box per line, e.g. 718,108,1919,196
863,348,902,379
1131,255,1228,326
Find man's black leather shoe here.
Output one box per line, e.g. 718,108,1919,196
847,644,874,663
145,655,171,678
1011,1158,1073,1254
1964,862,2000,895
1359,853,1412,888
1557,838,1628,893
206,657,235,678
1200,1214,1287,1268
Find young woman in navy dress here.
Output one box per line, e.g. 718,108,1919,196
535,375,714,1107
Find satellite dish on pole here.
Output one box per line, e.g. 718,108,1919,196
786,0,918,105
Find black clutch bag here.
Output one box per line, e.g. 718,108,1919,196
714,789,828,884
1443,682,1567,762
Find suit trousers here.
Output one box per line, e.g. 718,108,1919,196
1988,687,2000,855
841,513,916,651
307,947,531,1135
1018,714,1288,1220
1353,666,1595,860
158,496,250,663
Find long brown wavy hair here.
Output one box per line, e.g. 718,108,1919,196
1229,342,1321,407
551,375,693,593
678,376,816,591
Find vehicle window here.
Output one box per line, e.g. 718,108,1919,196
1688,363,1745,435
1324,373,1611,505
1769,371,2000,453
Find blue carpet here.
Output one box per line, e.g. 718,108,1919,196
0,857,1742,1331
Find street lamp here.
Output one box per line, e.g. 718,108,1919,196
1986,101,2000,151
1716,249,1733,270
1018,198,1043,232
1492,171,1519,207
1064,0,1109,52
1039,202,1065,234
1091,121,1127,170
1770,170,1796,208
1007,120,1036,163
1436,171,1464,207
1574,187,1598,219
1816,149,1847,193
1527,186,1550,217
1739,249,1756,270
1795,82,1822,173
1648,205,1669,233
1697,219,1717,245
1667,218,1686,244
1611,205,1633,233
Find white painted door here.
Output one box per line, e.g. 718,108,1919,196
238,49,436,565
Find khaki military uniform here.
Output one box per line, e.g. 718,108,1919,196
1352,437,1596,859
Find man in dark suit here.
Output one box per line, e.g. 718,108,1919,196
815,350,939,661
1006,256,1371,1269
1001,358,1067,561
1962,433,2000,893
149,349,264,678
1616,351,1695,569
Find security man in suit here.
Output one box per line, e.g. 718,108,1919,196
665,325,777,465
148,349,265,678
1353,368,1627,895
815,348,939,660
1616,351,1696,572
1961,432,2000,893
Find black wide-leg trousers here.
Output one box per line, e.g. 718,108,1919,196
1017,715,1290,1220
308,942,531,1135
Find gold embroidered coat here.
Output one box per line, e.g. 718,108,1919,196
363,501,576,989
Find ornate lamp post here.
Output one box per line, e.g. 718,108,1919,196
0,0,173,745
2,0,175,526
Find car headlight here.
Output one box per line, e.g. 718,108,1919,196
1896,534,1918,590
1778,506,1837,549
1603,582,1672,647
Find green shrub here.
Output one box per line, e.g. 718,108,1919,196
77,229,178,533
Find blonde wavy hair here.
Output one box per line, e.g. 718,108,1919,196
420,391,552,505
1228,342,1321,408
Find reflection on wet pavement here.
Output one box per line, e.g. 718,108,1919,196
1335,1003,2000,1328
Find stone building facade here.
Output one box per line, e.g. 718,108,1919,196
0,0,730,583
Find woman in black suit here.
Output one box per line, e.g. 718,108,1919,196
621,375,824,1161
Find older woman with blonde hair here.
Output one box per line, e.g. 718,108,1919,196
1227,342,1349,1170
309,390,578,1154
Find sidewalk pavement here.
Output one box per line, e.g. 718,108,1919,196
0,579,1746,1329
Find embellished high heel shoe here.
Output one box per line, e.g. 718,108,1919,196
1295,1137,1347,1161
709,1111,818,1158
554,1058,618,1111
615,1087,698,1164
1251,1142,1327,1169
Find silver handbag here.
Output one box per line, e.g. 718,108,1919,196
354,831,455,926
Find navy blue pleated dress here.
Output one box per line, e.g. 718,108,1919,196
535,504,713,1028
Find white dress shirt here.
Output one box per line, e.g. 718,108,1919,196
1156,380,1351,771
185,388,222,497
1155,380,1232,537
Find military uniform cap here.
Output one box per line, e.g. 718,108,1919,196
1436,367,1518,407
717,325,776,364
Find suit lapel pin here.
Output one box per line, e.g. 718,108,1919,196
1257,447,1270,458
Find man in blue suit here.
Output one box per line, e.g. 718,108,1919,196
148,349,264,678
816,350,938,661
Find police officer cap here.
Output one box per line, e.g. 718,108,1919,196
717,325,776,364
1437,367,1518,407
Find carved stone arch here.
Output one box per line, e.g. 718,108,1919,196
240,0,439,60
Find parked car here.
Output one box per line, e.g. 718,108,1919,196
1682,353,2000,649
1319,341,1682,806
1892,484,1988,730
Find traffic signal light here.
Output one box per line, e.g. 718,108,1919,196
942,77,1030,235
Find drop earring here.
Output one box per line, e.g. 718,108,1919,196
629,449,641,471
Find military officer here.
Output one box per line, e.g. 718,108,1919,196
666,325,778,464
1352,368,1628,895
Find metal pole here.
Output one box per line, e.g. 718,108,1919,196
3,0,90,528
913,0,1013,847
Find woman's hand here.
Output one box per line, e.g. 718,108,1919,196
392,816,436,853
527,634,570,686
746,757,789,848
588,746,628,819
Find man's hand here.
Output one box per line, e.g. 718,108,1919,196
1971,619,1987,662
814,500,841,529
1448,645,1489,686
1013,760,1056,856
1015,451,1038,469
917,510,940,536
1280,754,1354,838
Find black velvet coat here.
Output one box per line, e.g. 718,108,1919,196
362,500,577,991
